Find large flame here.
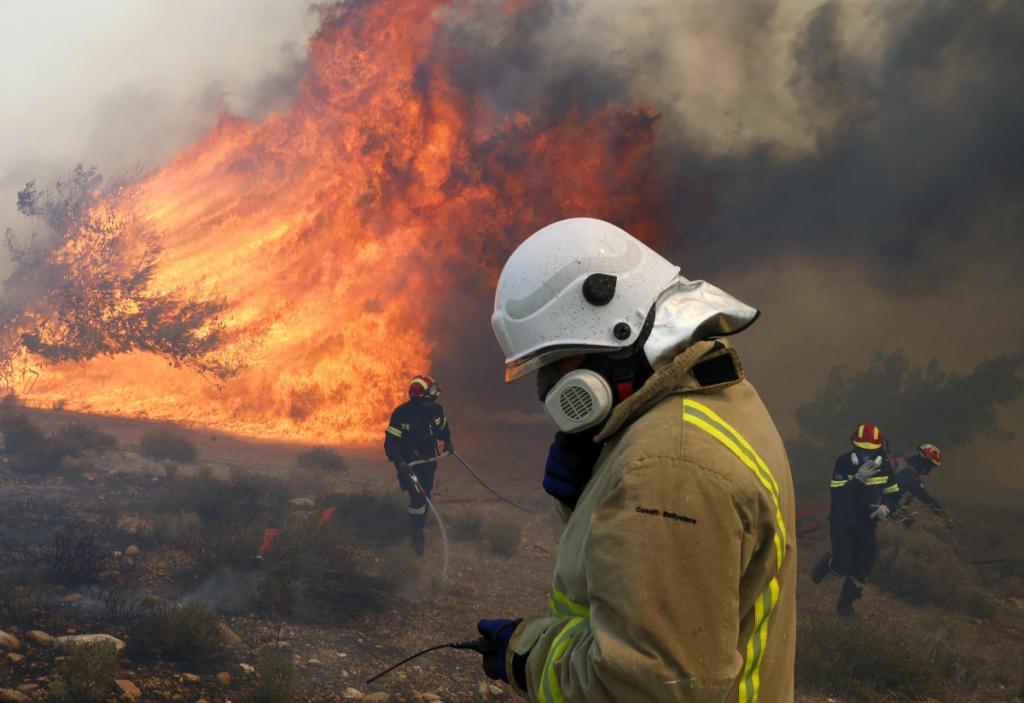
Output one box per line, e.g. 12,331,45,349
7,0,670,443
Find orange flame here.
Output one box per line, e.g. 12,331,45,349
13,0,669,443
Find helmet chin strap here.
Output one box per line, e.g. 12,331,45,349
586,305,657,405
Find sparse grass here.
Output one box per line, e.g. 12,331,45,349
99,586,145,624
45,525,106,587
154,471,287,525
253,650,304,703
296,445,347,472
875,526,995,618
0,576,39,627
450,511,485,541
139,429,199,463
48,640,120,703
152,511,202,549
319,490,407,546
134,600,225,664
482,516,522,557
796,612,983,701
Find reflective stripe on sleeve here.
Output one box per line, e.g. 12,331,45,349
882,484,901,494
386,426,403,438
831,479,850,488
682,398,787,703
548,589,590,618
862,476,889,485
538,616,587,703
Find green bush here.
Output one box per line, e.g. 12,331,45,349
134,600,225,663
319,490,407,546
253,650,304,703
55,422,117,453
297,445,347,472
796,613,982,701
139,429,199,463
48,640,120,703
482,517,522,557
450,511,485,541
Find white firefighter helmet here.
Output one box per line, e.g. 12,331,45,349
492,218,680,382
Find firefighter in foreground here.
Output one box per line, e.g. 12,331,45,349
889,443,953,528
474,218,797,702
811,424,899,616
383,375,453,555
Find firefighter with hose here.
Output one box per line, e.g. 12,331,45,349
472,218,797,702
384,375,453,556
889,443,954,529
811,424,900,616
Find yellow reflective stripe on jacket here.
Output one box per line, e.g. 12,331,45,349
682,398,786,703
830,479,850,488
548,589,590,618
538,616,587,703
408,505,426,515
386,426,403,438
862,476,889,485
882,484,901,494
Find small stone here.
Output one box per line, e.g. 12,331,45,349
197,699,211,703
7,653,24,662
364,694,390,703
0,689,32,703
423,694,442,702
0,631,21,650
114,680,142,700
26,630,52,647
182,673,201,683
306,658,323,666
218,622,242,648
62,593,82,603
216,672,231,686
125,545,141,556
342,687,364,700
239,663,255,674
15,686,37,693
53,634,126,653
290,497,315,508
488,685,503,696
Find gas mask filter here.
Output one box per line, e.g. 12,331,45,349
542,369,615,434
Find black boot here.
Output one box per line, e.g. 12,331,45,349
837,577,861,617
811,553,833,584
409,514,426,556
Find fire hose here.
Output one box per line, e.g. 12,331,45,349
365,637,498,684
401,463,449,583
407,451,533,513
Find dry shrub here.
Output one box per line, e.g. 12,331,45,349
139,429,199,463
254,650,304,703
134,600,225,664
55,421,117,453
296,445,347,472
48,639,120,703
319,490,407,546
875,526,995,618
194,522,264,572
450,511,485,541
482,516,522,557
45,525,106,587
0,576,39,627
0,412,46,454
152,511,202,548
155,471,287,525
797,612,982,701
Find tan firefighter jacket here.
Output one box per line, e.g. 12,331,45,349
505,340,796,703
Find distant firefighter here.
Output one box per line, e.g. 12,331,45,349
889,443,953,529
383,374,453,556
811,423,900,616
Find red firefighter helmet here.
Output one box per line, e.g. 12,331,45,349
409,374,441,400
851,423,884,450
918,443,942,466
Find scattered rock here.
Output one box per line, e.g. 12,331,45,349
218,622,242,648
25,631,52,647
114,680,141,700
476,683,489,698
15,686,37,693
364,694,390,703
125,545,142,556
422,694,442,703
7,653,25,663
307,658,324,667
0,631,21,651
239,663,255,674
182,673,201,683
343,687,364,700
62,593,82,603
52,634,126,653
290,497,315,508
0,689,31,703
196,699,211,703
216,672,231,686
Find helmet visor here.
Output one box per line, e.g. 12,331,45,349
504,345,617,382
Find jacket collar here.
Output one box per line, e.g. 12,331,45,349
594,340,745,442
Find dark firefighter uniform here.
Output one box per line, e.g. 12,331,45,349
812,424,900,616
889,447,952,528
383,376,452,555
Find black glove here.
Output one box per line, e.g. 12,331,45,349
395,462,413,492
543,431,603,510
476,618,522,683
443,440,454,455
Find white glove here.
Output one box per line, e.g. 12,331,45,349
870,504,891,521
854,455,883,483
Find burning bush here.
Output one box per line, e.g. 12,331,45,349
55,421,118,453
139,429,199,463
296,445,347,472
254,650,304,703
482,517,522,558
318,490,407,546
48,639,120,703
45,525,106,587
796,612,982,701
134,600,225,664
875,526,995,619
